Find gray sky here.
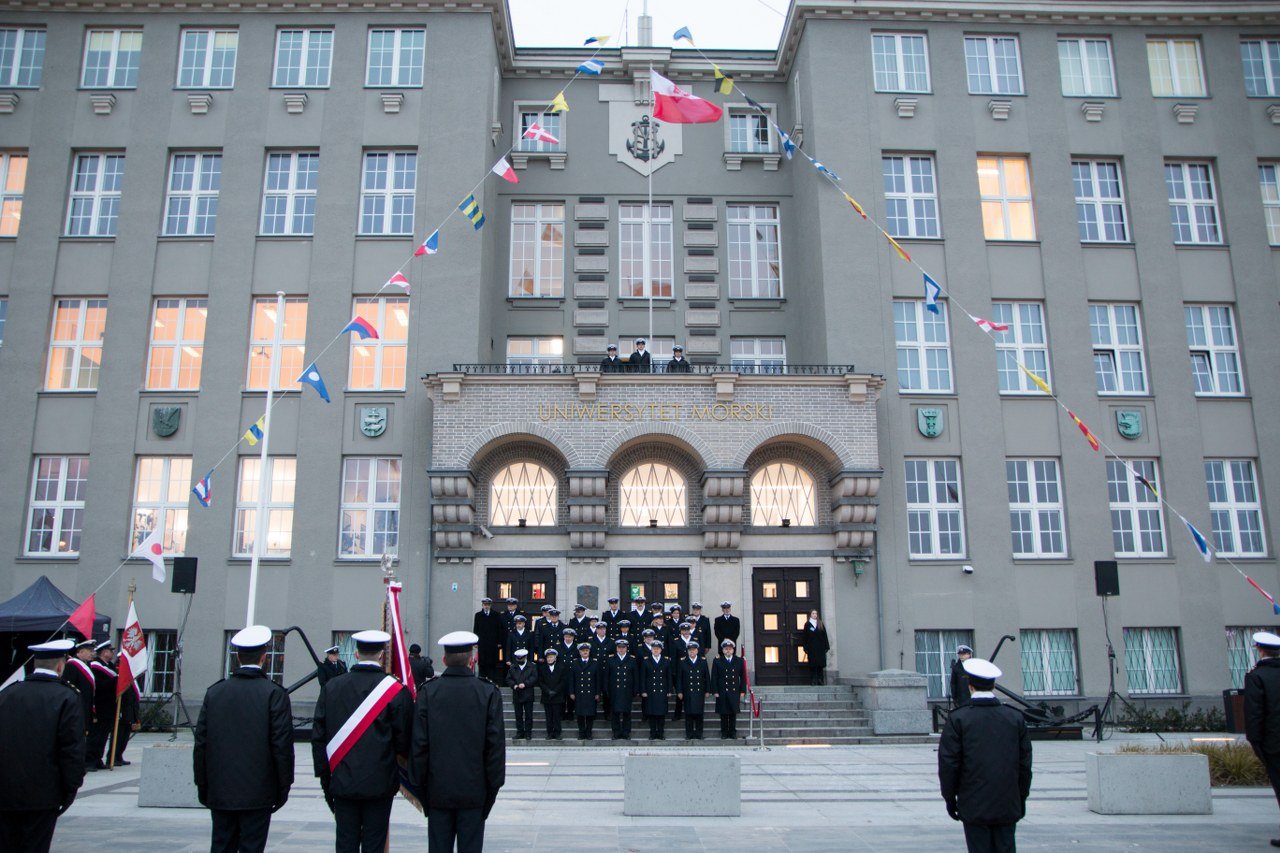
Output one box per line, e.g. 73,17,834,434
508,0,788,50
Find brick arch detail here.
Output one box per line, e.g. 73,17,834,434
595,422,718,469
460,422,582,469
727,422,852,469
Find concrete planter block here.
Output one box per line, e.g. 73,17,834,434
138,743,202,808
850,669,930,735
1086,752,1212,815
624,753,740,815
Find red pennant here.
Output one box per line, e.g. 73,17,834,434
68,593,95,639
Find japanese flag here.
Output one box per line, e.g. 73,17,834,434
133,528,167,583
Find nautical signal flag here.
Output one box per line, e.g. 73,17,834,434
1184,518,1212,563
713,65,734,95
577,59,604,75
1067,410,1100,451
132,527,167,583
492,157,519,184
522,122,560,145
1018,363,1052,396
969,313,1010,333
386,271,410,292
550,91,570,113
808,157,840,182
1135,471,1159,497
923,273,942,313
650,70,723,124
742,93,767,114
192,471,213,507
298,362,331,402
459,195,486,230
673,26,694,44
243,416,266,446
1245,575,1280,615
415,230,439,257
778,128,796,160
887,233,912,263
842,192,867,219
342,316,379,340
584,35,610,46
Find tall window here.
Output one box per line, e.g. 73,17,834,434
964,35,1023,95
1007,459,1066,558
505,337,563,372
177,29,238,88
992,302,1049,394
135,629,177,696
66,153,124,237
366,28,424,87
1261,163,1280,246
727,204,782,298
1020,629,1079,696
1073,160,1128,243
339,457,401,558
81,30,142,88
1090,303,1147,395
1108,459,1165,557
0,151,26,237
246,296,307,391
360,151,416,236
146,298,207,390
727,110,772,154
163,152,221,237
1206,460,1266,557
517,110,563,152
1165,162,1221,245
619,463,687,527
509,203,565,297
750,462,816,527
1123,627,1182,694
261,152,318,236
273,29,332,87
1228,627,1278,688
894,300,952,393
977,156,1035,240
1185,305,1242,396
234,457,296,558
349,296,408,390
619,203,672,298
131,457,192,555
0,28,45,87
872,33,930,93
1147,38,1205,97
883,155,939,238
914,629,974,700
25,456,88,556
46,298,107,391
1242,39,1280,97
730,337,786,374
1058,37,1115,97
905,458,964,559
224,630,286,683
490,462,557,527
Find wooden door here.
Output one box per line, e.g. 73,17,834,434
752,567,821,685
487,568,557,614
618,568,690,617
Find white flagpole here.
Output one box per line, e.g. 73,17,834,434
646,63,655,347
246,290,285,625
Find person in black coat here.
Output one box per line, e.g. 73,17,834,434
677,642,711,739
0,639,85,853
600,598,624,639
1245,630,1280,847
319,646,349,686
568,644,601,739
63,640,96,760
714,603,741,654
604,640,638,739
537,649,569,740
951,645,974,709
554,629,579,717
710,640,747,739
311,630,414,853
534,610,566,661
600,344,625,372
194,625,294,853
86,642,118,771
408,644,435,688
628,338,652,373
800,611,831,685
688,604,712,652
627,598,648,633
666,344,692,373
568,605,591,641
589,622,613,660
504,616,535,667
472,598,504,682
640,642,673,740
505,650,538,740
938,658,1032,853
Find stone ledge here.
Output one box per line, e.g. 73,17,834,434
1086,752,1211,815
624,753,740,816
138,744,201,808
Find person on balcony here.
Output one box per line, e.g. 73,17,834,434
600,344,625,373
667,344,692,373
628,338,651,373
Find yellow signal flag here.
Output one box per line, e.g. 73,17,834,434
885,232,911,263
842,192,868,219
550,91,569,113
1018,363,1052,395
713,65,734,95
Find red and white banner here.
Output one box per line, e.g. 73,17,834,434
117,601,148,697
386,581,416,699
326,675,403,772
650,70,723,124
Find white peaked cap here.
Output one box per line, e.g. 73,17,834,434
962,658,1002,680
230,625,272,649
1254,631,1280,648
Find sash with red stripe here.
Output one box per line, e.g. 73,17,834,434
69,657,94,686
326,675,403,773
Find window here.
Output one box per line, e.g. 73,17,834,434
224,629,286,683
1108,459,1165,557
505,337,563,372
134,629,177,696
872,33,930,93
883,155,939,239
246,296,307,391
25,456,88,556
1090,303,1147,395
1073,160,1128,243
146,298,207,390
727,110,773,154
273,29,332,87
1206,460,1266,557
914,630,974,700
964,35,1023,95
339,457,401,558
66,153,124,237
0,28,45,87
81,30,141,88
177,29,237,89
366,28,424,87
730,337,786,374
260,152,318,236
977,156,1035,240
992,302,1049,394
905,459,964,559
348,296,408,390
619,203,672,298
517,110,563,152
1058,37,1115,97
1147,38,1205,97
1242,39,1280,97
46,298,107,391
727,204,782,298
330,632,358,668
1165,162,1220,245
233,457,296,558
1261,163,1280,245
1228,627,1279,688
750,462,816,527
1020,629,1079,696
358,151,416,236
163,152,221,237
1007,459,1066,558
490,462,557,527
1123,627,1182,694
131,457,192,555
1185,305,1242,396
894,300,952,393
619,462,687,527
0,151,26,237
509,203,565,297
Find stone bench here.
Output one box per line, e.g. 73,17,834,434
623,753,740,816
1086,752,1212,815
138,743,202,808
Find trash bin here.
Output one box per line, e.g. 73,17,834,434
1224,689,1245,733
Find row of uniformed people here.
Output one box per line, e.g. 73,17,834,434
61,639,140,772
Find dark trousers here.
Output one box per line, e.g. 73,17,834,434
673,694,683,720
427,806,485,853
719,712,737,738
576,714,595,739
87,718,112,767
809,663,826,685
210,807,272,853
544,703,562,739
109,723,133,763
513,701,533,738
0,809,59,853
333,796,394,853
647,714,665,739
962,822,1016,853
611,710,632,738
685,713,704,739
1261,750,1280,808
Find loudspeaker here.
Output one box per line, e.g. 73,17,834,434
1094,560,1119,597
172,557,197,594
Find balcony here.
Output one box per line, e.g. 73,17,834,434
451,363,855,376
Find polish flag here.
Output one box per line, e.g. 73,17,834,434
491,157,519,184
386,272,410,293
522,122,559,145
132,528,167,583
116,601,148,698
650,70,723,124
969,314,1010,333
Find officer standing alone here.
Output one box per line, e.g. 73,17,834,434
1245,630,1280,848
318,645,349,686
951,644,974,709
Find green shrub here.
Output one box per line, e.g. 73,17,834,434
1117,741,1267,786
1119,701,1226,733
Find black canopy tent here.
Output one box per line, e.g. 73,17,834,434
0,576,111,678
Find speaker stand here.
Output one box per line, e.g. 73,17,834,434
166,592,196,740
1093,596,1164,743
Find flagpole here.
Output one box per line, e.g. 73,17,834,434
108,579,135,771
646,63,654,346
246,290,285,626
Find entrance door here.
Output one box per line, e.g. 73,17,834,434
752,567,821,685
487,568,557,613
619,568,690,615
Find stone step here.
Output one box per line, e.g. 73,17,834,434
503,733,935,746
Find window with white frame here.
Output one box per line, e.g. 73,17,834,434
146,298,206,390
894,300,952,393
1261,163,1280,246
1107,459,1165,557
905,458,964,559
81,30,142,88
727,203,782,298
977,155,1035,240
1058,37,1115,97
964,35,1023,95
730,337,786,374
883,154,940,239
516,109,563,152
750,462,816,527
1165,162,1221,245
1020,629,1079,696
349,296,408,391
25,456,88,556
1185,304,1242,396
260,151,318,236
163,152,221,237
505,337,563,373
1073,159,1128,243
1123,627,1182,694
1147,38,1205,97
509,203,565,297
359,151,416,236
133,629,177,696
490,462,557,527
1242,39,1280,97
1206,460,1266,557
272,29,332,87
914,629,974,700
619,203,672,298
177,29,238,89
0,28,45,87
1228,626,1279,688
872,33,930,93
1090,303,1147,395
619,462,687,527
66,153,124,237
1007,459,1066,558
246,296,307,391
224,629,286,683
992,302,1050,394
366,28,424,87
727,110,773,154
131,457,192,555
46,298,107,391
339,457,400,558
0,151,27,237
234,457,296,558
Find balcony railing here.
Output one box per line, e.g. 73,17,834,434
451,363,855,376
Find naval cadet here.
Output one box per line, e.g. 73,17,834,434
666,344,692,373
640,640,672,740
318,645,349,686
688,603,712,651
62,640,95,762
710,639,747,739
1245,630,1280,848
677,641,711,739
568,605,591,642
109,661,140,767
87,641,116,771
628,338,652,373
951,645,974,709
534,609,565,659
408,644,435,688
615,620,636,656
557,628,579,716
505,615,535,666
589,621,613,660
600,343,625,373
714,603,741,653
505,649,537,740
600,597,624,639
627,597,648,632
472,597,504,683
569,643,601,740
670,623,694,720
537,648,568,740
605,639,638,739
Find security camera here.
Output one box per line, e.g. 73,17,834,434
961,565,974,575
478,525,495,540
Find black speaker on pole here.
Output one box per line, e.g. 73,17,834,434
172,557,198,594
1094,560,1119,597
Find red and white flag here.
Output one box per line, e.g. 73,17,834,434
386,272,410,294
522,122,560,145
969,313,1010,333
650,70,723,124
117,600,148,697
132,528,167,583
68,593,96,639
386,581,416,699
491,157,519,184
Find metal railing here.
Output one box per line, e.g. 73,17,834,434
451,363,855,376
